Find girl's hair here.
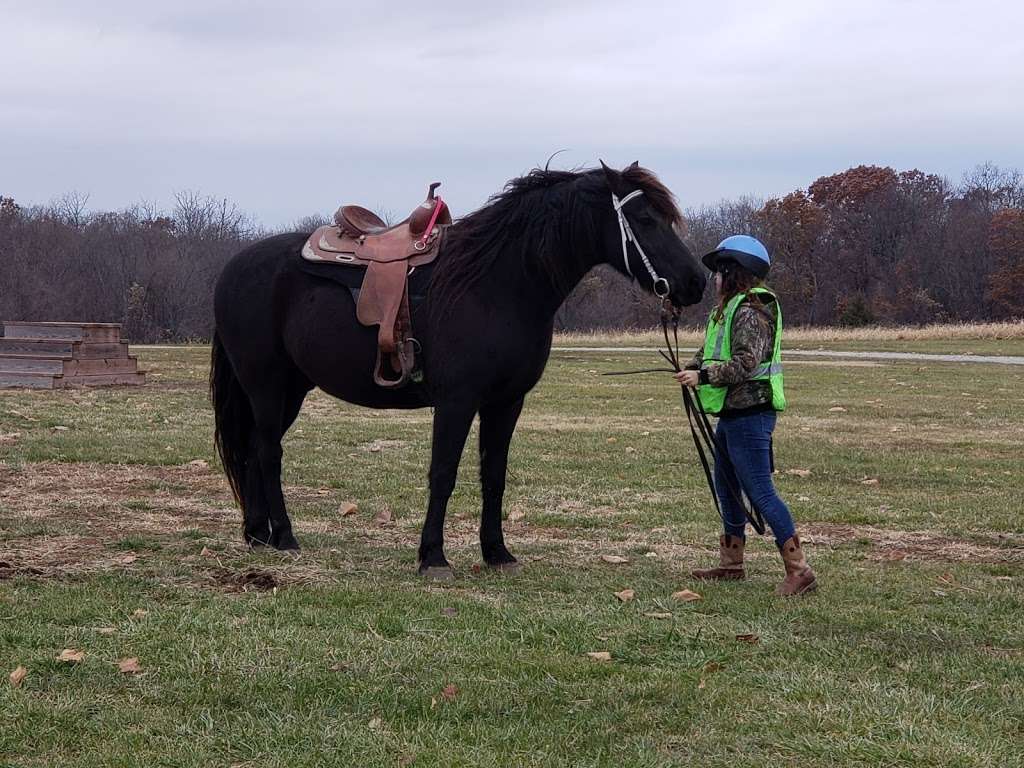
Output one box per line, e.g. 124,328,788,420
713,261,765,322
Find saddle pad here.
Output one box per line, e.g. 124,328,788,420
296,256,435,306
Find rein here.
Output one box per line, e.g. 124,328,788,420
604,302,767,536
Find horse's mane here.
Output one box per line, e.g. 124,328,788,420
429,165,682,309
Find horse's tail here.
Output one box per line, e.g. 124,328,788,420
210,331,251,511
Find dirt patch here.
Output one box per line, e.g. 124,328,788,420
802,523,1024,564
0,461,238,580
4,461,1017,588
0,460,233,524
208,566,280,592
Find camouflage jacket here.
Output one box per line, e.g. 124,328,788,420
685,300,777,416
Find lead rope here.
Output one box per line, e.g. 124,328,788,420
605,301,767,536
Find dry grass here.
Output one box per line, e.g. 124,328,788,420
3,459,1022,589
554,320,1024,346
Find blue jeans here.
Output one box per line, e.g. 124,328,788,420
714,411,796,546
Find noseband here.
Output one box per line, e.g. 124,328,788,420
611,190,671,298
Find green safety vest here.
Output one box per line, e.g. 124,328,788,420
697,287,786,415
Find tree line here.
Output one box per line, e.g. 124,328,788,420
2,163,1022,342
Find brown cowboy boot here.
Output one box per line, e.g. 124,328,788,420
691,534,746,580
776,534,817,596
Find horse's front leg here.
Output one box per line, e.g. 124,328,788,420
418,400,477,579
478,397,525,571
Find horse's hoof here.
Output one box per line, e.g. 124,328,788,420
419,565,455,582
485,561,522,575
271,533,301,552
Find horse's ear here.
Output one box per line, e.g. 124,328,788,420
599,159,622,193
628,160,640,170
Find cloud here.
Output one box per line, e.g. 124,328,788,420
1,0,1021,225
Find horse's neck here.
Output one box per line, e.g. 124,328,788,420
483,226,602,320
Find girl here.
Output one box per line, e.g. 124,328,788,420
675,235,816,596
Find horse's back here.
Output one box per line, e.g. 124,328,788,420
215,231,430,410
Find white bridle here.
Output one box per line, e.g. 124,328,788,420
611,190,671,298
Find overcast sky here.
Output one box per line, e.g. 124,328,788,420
2,0,1022,226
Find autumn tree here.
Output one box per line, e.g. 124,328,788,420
988,208,1024,317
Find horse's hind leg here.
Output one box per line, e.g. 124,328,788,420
245,379,310,551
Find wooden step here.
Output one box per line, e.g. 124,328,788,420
0,338,130,359
63,357,138,376
56,371,147,388
0,371,57,389
0,338,76,356
2,321,122,343
0,356,69,374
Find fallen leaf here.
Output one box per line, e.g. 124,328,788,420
672,589,702,602
606,437,617,444
338,502,358,517
735,633,760,644
368,717,383,730
644,612,673,619
644,551,658,558
186,459,209,470
117,657,143,675
613,589,635,602
131,609,149,619
374,507,393,525
797,495,811,502
200,547,215,557
369,443,382,453
860,477,880,486
784,468,812,478
586,651,612,662
96,627,116,636
53,425,70,432
10,666,27,688
601,555,629,565
507,506,526,522
57,649,85,664
828,406,847,413
624,446,636,454
440,683,458,701
115,553,138,565
440,607,458,617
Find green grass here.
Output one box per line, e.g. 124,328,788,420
1,346,1023,767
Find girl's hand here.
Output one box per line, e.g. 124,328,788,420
674,370,700,388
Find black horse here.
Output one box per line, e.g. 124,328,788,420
210,162,706,578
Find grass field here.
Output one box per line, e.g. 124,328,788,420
2,344,1023,767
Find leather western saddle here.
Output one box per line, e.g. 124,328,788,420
302,183,451,388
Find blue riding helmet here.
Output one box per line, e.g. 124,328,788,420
702,235,771,278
